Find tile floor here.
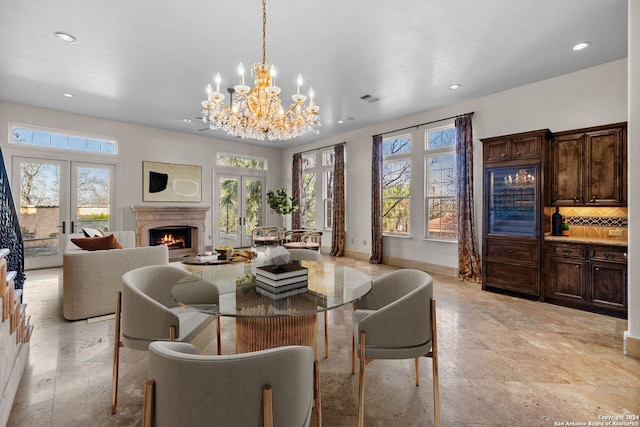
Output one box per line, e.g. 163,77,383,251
6,255,640,426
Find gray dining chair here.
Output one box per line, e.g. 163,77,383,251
351,269,440,427
143,341,320,427
112,265,219,414
287,249,330,358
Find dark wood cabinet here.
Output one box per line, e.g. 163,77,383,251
545,241,627,318
550,123,627,206
483,131,545,164
481,129,550,299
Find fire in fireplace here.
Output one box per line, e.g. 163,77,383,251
149,226,192,251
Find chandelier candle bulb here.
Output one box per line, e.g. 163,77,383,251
215,73,221,93
297,74,303,94
238,63,245,86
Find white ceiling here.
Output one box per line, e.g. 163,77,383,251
0,0,628,148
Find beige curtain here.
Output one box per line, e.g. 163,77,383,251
330,144,345,256
369,135,383,264
291,153,302,230
455,114,481,282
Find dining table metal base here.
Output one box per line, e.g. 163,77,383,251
235,313,319,360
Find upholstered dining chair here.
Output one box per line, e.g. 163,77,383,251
112,265,219,414
143,341,320,427
287,248,330,358
351,269,440,427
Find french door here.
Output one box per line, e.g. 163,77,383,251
217,175,265,248
12,157,116,269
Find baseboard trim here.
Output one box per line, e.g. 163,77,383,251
624,331,640,358
339,249,458,277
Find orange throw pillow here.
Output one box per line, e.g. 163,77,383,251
70,234,123,251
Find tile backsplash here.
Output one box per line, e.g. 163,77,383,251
544,207,628,241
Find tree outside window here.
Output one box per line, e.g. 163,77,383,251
382,135,412,235
425,126,457,240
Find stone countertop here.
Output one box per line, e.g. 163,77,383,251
544,234,627,246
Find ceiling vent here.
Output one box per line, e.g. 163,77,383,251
360,94,381,103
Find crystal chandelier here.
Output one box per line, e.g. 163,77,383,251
200,0,320,141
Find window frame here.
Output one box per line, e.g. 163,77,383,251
382,134,412,237
9,123,117,155
299,148,336,231
424,124,458,242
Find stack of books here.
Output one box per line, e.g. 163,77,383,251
255,264,308,299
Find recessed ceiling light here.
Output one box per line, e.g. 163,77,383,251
448,84,461,90
183,118,192,123
570,42,590,52
337,120,345,124
62,93,74,98
55,32,76,43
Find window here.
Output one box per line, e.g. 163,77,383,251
425,126,457,240
382,135,412,235
301,153,317,228
322,151,335,228
299,149,336,230
11,124,116,154
216,153,267,170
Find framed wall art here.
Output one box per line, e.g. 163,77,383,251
142,161,202,202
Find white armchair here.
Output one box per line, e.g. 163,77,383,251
143,342,319,427
351,269,440,427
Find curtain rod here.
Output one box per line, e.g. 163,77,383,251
376,112,474,137
295,141,346,156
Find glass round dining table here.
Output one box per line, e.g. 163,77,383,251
172,259,372,359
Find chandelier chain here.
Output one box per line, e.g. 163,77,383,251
262,0,267,65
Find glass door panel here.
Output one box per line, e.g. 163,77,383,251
486,165,538,237
72,163,114,233
218,176,240,247
13,158,68,269
243,177,264,240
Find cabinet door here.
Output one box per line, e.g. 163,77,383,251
551,134,584,205
585,128,623,205
589,261,627,311
511,136,541,160
483,139,509,163
546,256,586,302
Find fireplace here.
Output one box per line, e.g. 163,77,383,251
149,226,192,251
132,206,209,260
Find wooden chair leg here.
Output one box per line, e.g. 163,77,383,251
351,333,356,375
314,360,322,427
357,330,366,427
216,315,222,355
111,291,123,414
262,385,273,427
415,357,420,386
169,325,176,342
142,379,155,427
324,311,329,359
431,298,440,427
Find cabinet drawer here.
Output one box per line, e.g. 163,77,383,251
547,242,584,258
485,262,539,294
485,239,538,263
589,245,627,263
